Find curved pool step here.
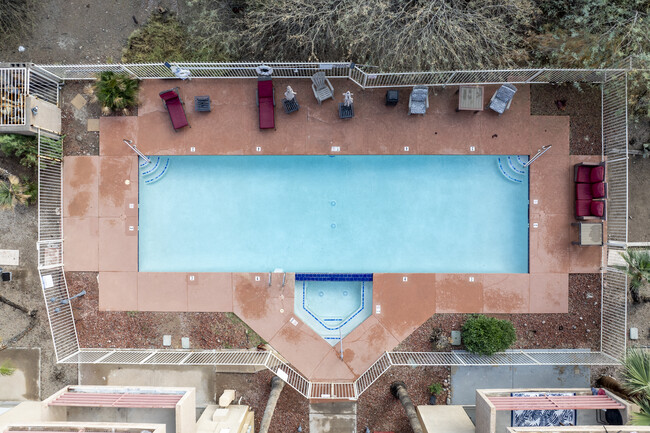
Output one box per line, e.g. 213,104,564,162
507,156,526,174
140,156,161,175
144,157,170,184
497,157,523,183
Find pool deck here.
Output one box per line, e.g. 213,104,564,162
63,79,604,382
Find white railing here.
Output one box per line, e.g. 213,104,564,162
33,63,633,400
0,67,27,126
28,68,60,106
33,62,355,81
32,63,629,89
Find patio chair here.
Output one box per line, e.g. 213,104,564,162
311,72,335,104
159,88,189,131
257,77,275,129
574,162,605,183
408,86,429,115
488,84,517,115
576,199,606,220
576,182,607,200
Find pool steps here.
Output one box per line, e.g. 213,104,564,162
139,156,170,184
497,155,528,183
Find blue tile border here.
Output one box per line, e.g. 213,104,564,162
295,273,373,282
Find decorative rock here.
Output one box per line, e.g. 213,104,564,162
75,134,83,142
572,325,577,330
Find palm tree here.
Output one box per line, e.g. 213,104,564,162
622,349,650,425
0,174,31,210
614,250,650,301
390,381,424,433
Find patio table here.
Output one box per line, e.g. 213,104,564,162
457,86,484,112
572,222,603,246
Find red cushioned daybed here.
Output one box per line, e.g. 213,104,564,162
257,78,275,130
573,162,606,220
159,88,189,131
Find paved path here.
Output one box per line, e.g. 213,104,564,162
450,364,590,405
310,401,357,433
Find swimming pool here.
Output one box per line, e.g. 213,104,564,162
138,155,529,273
294,273,373,345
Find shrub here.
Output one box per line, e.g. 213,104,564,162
0,0,37,46
428,382,443,396
461,314,516,356
0,134,38,168
93,72,139,115
0,361,16,376
0,174,31,210
122,12,197,63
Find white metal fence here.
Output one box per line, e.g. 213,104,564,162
32,62,634,400
37,131,80,362
32,63,628,89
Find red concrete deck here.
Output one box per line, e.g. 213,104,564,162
62,79,605,382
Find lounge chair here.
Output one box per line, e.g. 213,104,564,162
159,88,189,131
311,72,334,104
574,162,605,183
257,77,275,129
576,199,606,220
488,84,517,115
408,86,429,115
576,182,607,200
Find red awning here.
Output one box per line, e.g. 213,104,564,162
488,395,625,411
48,392,183,409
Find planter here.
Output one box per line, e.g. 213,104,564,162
429,395,437,405
339,103,354,119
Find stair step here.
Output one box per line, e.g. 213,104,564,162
507,156,526,174
497,157,523,183
140,157,161,176
144,158,170,184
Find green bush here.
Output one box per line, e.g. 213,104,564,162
428,382,443,396
93,72,139,115
0,134,38,168
461,314,516,356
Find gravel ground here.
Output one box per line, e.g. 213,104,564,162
215,370,310,433
530,83,602,155
0,197,78,398
68,272,264,349
628,155,650,242
397,274,602,352
61,82,101,156
357,366,450,433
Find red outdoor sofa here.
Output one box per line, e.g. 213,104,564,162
574,162,606,220
159,88,189,131
256,78,275,129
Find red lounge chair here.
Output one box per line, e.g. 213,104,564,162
257,79,275,129
574,162,605,183
159,88,189,131
576,199,606,220
576,182,607,200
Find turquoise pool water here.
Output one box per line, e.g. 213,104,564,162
138,155,529,273
294,275,373,345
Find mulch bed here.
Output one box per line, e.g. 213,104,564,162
61,82,101,156
357,366,450,433
67,272,262,350
222,369,310,433
530,83,602,155
397,273,601,352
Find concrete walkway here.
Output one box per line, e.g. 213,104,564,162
79,364,216,406
310,401,357,433
450,364,590,405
